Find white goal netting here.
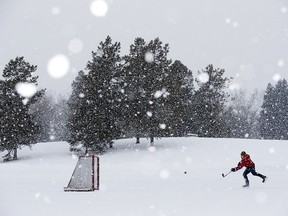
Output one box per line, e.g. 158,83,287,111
64,155,99,192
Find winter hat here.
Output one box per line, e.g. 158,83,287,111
241,151,246,156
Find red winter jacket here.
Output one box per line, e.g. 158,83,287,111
236,154,255,170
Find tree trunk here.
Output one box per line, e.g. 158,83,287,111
136,136,140,144
109,141,113,148
13,147,17,160
150,136,154,146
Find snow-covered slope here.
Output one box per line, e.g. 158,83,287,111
1,137,288,216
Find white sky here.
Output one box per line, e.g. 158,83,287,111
0,0,288,96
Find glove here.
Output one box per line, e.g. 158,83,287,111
231,168,236,172
238,162,241,166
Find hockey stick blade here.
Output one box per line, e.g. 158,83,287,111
222,171,231,178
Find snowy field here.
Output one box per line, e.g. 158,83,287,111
1,137,288,216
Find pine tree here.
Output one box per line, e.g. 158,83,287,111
163,60,194,136
274,79,288,139
192,65,231,137
121,37,172,145
120,38,147,143
259,83,275,139
0,57,44,161
68,36,122,153
259,84,273,139
67,71,90,151
259,80,288,139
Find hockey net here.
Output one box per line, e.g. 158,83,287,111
64,154,99,192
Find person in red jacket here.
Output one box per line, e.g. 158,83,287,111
231,151,267,187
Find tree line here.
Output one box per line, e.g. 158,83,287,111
0,36,287,161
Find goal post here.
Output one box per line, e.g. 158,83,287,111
64,154,100,192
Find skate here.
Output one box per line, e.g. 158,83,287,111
242,180,249,188
262,176,267,183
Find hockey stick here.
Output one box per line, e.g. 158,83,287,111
222,171,231,178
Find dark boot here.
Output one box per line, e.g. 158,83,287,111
262,176,267,183
243,180,249,187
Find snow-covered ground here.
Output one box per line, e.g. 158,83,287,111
1,137,288,216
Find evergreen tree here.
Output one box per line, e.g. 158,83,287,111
192,65,231,137
259,80,288,139
273,79,288,139
120,38,147,143
121,37,172,145
259,83,275,139
67,71,90,151
0,57,44,161
68,36,122,153
163,60,194,136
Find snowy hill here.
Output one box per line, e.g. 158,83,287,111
1,137,288,216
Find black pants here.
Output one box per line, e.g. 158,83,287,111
243,167,265,182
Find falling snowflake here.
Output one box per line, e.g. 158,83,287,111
225,18,239,28
47,54,70,79
229,83,240,91
232,22,239,28
277,59,284,67
34,193,41,199
154,91,162,98
15,82,37,98
90,0,108,17
225,18,231,24
79,93,85,98
51,7,61,15
147,111,153,117
145,52,154,63
154,88,169,98
273,73,281,82
160,169,170,179
198,72,209,83
269,148,275,154
148,146,156,152
71,154,77,160
281,7,287,14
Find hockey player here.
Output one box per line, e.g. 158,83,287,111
231,151,267,187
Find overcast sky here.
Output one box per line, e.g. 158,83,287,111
0,0,288,96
